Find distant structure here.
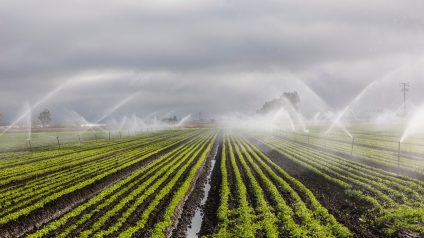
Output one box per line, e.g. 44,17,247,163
400,82,409,116
257,91,300,114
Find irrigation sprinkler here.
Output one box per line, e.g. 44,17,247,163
94,133,97,143
56,136,61,149
78,134,81,146
119,131,122,139
351,136,355,156
307,135,310,145
108,131,111,140
27,139,32,151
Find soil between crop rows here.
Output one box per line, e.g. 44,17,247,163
0,134,197,238
199,137,223,237
172,132,222,238
249,137,385,238
1,129,423,238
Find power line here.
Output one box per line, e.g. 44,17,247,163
400,82,409,116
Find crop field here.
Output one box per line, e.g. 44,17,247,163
4,0,424,237
0,128,423,238
281,128,424,178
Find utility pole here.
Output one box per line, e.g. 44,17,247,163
400,82,409,116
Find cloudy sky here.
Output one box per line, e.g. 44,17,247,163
1,0,424,122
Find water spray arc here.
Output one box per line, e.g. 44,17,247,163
325,81,378,137
0,81,74,137
176,114,192,127
95,92,140,124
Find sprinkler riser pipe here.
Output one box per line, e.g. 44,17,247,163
398,141,401,174
56,136,61,149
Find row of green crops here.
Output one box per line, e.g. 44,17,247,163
26,129,217,238
0,129,193,169
211,132,351,238
258,134,424,236
282,131,424,175
0,129,144,151
0,129,204,227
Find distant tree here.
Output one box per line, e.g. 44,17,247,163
283,91,300,110
257,91,301,114
38,109,51,127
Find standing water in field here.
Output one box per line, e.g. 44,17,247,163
187,140,219,238
187,160,216,238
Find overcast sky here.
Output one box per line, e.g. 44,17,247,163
1,0,424,122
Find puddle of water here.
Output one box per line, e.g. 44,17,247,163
187,159,217,238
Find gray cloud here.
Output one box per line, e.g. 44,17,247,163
1,0,424,122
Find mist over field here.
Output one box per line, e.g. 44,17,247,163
2,1,424,238
1,0,424,124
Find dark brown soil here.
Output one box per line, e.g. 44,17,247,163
241,147,291,237
132,138,213,238
0,133,191,191
62,148,184,237
231,141,258,210
171,132,222,238
0,135,197,238
198,137,223,237
249,137,386,238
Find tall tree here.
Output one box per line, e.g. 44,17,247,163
283,91,300,110
38,109,51,127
